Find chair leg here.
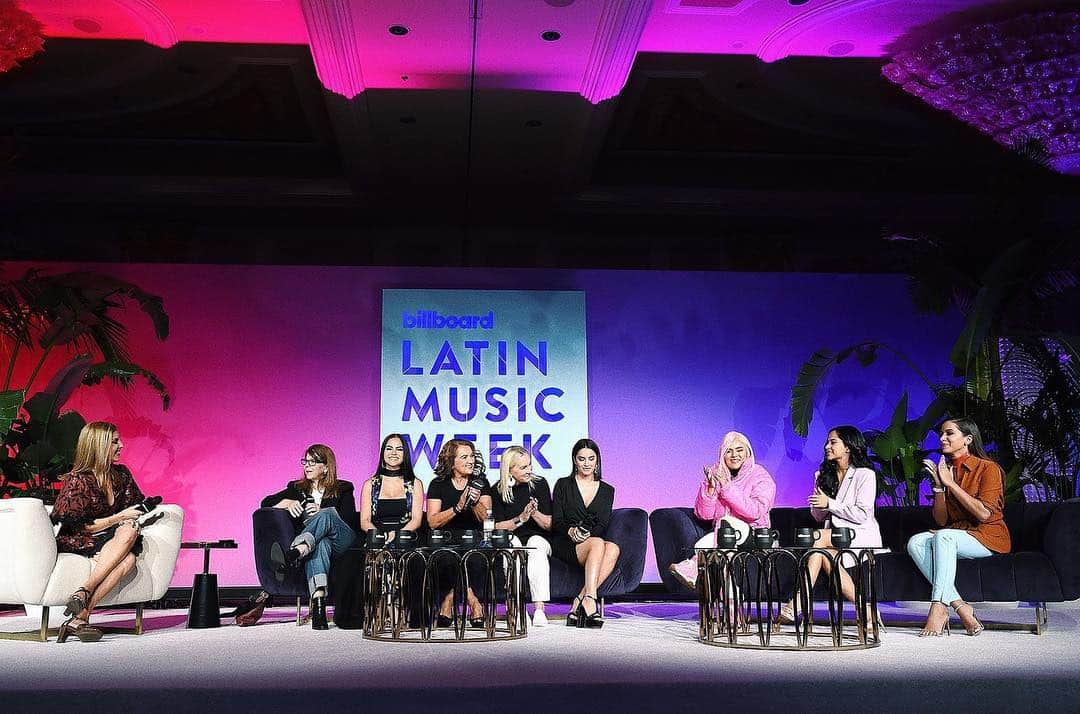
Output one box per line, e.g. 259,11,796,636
96,604,148,636
0,606,53,642
296,596,302,626
1035,603,1047,635
600,597,605,618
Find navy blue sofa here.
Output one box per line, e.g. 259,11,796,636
252,506,649,607
649,502,1080,632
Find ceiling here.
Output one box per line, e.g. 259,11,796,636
0,0,1074,268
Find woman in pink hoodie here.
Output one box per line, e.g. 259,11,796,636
669,431,777,589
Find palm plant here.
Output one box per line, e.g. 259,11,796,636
789,239,1080,503
0,268,170,500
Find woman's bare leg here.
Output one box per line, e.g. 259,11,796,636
81,523,139,595
84,553,137,619
597,542,620,587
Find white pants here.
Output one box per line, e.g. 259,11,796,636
510,534,551,603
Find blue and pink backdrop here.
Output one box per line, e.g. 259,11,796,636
4,262,959,585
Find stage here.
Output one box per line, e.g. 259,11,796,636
2,601,1078,713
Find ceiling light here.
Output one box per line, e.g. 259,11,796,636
388,25,409,36
541,30,561,42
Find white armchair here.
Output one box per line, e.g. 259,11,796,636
0,498,184,641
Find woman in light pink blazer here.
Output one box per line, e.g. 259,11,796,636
780,425,882,624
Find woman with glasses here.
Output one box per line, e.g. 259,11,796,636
232,444,357,629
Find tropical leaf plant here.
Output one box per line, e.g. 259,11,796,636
0,268,170,500
789,238,1080,503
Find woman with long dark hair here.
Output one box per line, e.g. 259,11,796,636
359,434,424,537
779,425,882,624
551,438,618,629
259,444,358,630
50,422,151,642
907,418,1010,637
425,438,491,627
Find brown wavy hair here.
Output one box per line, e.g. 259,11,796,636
293,443,340,499
433,439,475,481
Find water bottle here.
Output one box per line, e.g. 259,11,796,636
483,508,494,546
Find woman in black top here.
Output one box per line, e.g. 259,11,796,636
552,438,618,629
426,438,492,627
492,445,553,627
245,444,357,630
359,434,424,537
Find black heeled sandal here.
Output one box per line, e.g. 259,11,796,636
581,595,604,629
566,596,585,628
64,587,92,618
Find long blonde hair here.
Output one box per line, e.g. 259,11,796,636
497,445,538,503
70,421,120,489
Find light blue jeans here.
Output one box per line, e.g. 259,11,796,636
906,529,992,604
291,508,356,596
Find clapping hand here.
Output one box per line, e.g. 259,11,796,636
937,456,956,487
522,498,538,521
808,488,829,509
285,500,305,518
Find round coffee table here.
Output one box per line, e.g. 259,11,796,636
697,546,882,651
363,545,530,642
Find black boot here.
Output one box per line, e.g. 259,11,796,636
311,596,328,630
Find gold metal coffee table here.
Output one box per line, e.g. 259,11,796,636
697,546,882,651
363,545,530,642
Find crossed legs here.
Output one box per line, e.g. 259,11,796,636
71,522,140,624
574,537,620,616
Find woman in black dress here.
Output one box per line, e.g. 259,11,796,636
50,422,151,643
359,434,424,537
551,438,618,628
425,438,491,627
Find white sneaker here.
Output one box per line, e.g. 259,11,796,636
532,609,548,627
669,557,698,590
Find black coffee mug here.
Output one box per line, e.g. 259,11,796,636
717,530,739,549
830,527,855,549
490,529,511,547
458,530,480,546
394,529,416,548
794,527,822,548
753,528,779,549
430,529,449,547
365,529,387,548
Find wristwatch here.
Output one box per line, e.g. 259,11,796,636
513,518,522,526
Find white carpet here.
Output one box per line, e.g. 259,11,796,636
1,602,1078,712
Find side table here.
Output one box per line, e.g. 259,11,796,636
180,540,237,628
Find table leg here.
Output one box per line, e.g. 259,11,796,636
187,572,220,628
